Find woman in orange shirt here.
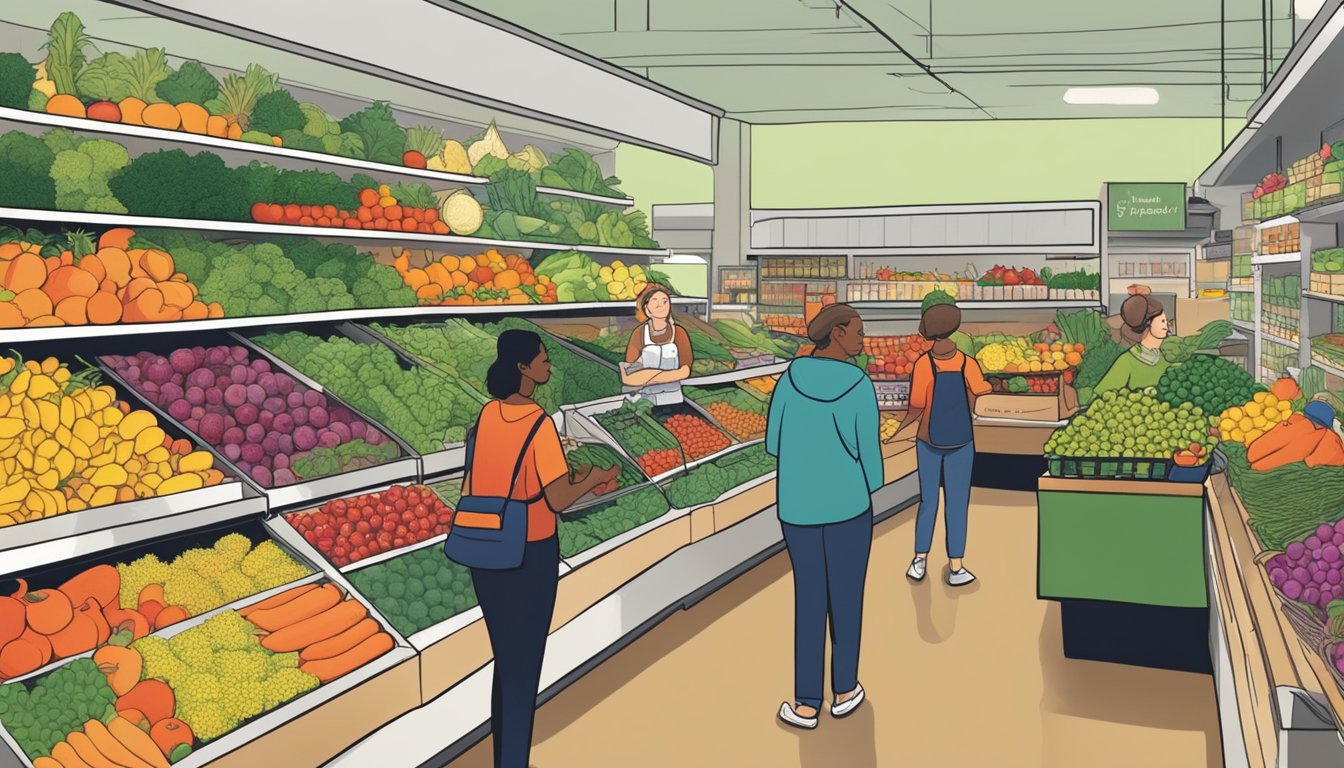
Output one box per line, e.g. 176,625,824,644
893,303,991,586
468,329,619,768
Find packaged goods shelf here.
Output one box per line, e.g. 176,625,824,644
1252,252,1304,265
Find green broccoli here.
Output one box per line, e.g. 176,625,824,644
249,89,306,135
0,130,56,209
0,52,36,109
290,276,355,312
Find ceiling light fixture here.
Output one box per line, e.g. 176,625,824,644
1063,87,1159,105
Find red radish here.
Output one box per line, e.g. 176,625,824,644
402,150,427,169
87,101,122,123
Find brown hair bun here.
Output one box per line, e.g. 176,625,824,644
807,304,861,347
918,303,961,340
1119,294,1164,341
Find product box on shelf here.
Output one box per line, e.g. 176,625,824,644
1242,193,1255,224
1311,273,1344,296
974,387,1077,423
1175,297,1231,336
1196,259,1230,283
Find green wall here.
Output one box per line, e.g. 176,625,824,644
751,118,1245,208
614,143,714,217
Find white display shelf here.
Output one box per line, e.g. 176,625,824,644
0,207,671,258
1230,285,1255,293
1252,252,1302,265
1305,291,1344,306
0,299,707,344
0,106,635,208
1314,359,1344,380
849,299,1102,311
683,361,789,387
1232,319,1257,334
1256,214,1304,230
1263,332,1301,350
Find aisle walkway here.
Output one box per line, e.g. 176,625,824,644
451,490,1222,768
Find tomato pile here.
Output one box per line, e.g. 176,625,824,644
865,335,932,380
707,402,767,441
636,448,683,477
286,484,453,567
250,188,448,234
662,414,732,460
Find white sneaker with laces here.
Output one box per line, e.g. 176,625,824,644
948,567,976,587
778,702,818,730
831,684,865,718
906,557,927,582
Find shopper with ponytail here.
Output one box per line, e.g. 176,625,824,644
465,329,618,768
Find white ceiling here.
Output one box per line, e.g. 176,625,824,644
459,0,1323,123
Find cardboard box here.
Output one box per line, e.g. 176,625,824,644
1196,259,1230,283
974,385,1077,423
1175,297,1230,335
1309,273,1344,294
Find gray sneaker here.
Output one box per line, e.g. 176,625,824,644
947,567,976,587
906,557,927,582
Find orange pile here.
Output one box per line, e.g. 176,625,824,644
662,414,731,460
636,448,682,477
0,228,221,328
392,248,555,306
707,402,766,441
864,335,933,380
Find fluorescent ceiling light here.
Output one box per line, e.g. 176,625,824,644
1063,87,1159,105
1295,0,1327,18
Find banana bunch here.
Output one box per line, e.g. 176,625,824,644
0,356,222,526
880,414,901,441
598,260,649,302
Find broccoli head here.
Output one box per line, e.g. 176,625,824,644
0,131,56,209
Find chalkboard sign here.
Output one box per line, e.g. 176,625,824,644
1107,183,1187,232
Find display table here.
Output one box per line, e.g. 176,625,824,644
1037,474,1212,673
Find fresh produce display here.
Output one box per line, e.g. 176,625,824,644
1217,390,1295,448
116,533,312,621
1312,248,1344,274
391,248,552,306
1057,308,1123,405
976,337,1082,375
0,227,220,328
1044,269,1102,293
564,441,642,493
1245,413,1344,472
0,353,226,526
253,329,482,453
0,658,119,762
659,412,733,460
1158,353,1262,417
1162,320,1234,364
863,335,932,380
990,375,1061,395
1264,523,1344,618
102,344,398,487
662,445,776,510
740,375,778,400
345,546,477,638
138,229,414,314
285,485,454,568
1044,388,1216,462
131,609,320,742
239,583,395,682
250,185,449,235
594,401,684,477
42,128,130,214
978,265,1045,287
711,319,802,360
1226,442,1344,550
533,251,650,304
559,487,671,558
880,412,902,442
687,386,768,441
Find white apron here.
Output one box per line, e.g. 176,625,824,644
623,320,684,406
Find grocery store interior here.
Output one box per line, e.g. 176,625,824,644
5,1,1344,767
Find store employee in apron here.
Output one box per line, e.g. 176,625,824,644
621,285,693,406
893,303,991,586
1095,293,1171,394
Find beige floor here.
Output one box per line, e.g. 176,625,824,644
451,490,1223,768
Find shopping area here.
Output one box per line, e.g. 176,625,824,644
2,1,1344,767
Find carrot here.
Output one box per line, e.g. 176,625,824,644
108,716,170,768
50,741,93,768
260,598,367,652
1247,415,1310,463
1306,430,1344,468
299,631,394,683
175,103,208,135
84,718,154,768
244,584,341,632
1252,429,1326,472
67,730,121,768
238,583,318,618
32,756,63,768
300,617,380,663
61,564,121,609
141,103,181,131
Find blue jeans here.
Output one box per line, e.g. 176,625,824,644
781,511,872,710
471,537,559,768
915,440,974,559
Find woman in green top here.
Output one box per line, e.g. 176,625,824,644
1096,294,1171,394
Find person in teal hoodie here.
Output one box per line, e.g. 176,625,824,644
766,303,882,730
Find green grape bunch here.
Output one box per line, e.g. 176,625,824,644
1044,387,1216,460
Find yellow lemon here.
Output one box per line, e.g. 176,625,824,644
1265,393,1280,408
1244,402,1263,418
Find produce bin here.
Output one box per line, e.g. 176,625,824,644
685,384,769,441
565,397,687,482
225,329,428,504
232,329,483,484
559,485,678,567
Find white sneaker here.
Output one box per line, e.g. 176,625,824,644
906,557,927,582
948,567,976,587
831,684,865,718
778,702,818,730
